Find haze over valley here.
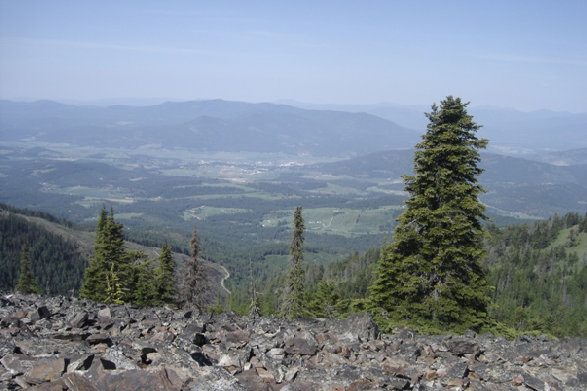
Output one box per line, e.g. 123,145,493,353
1,99,586,249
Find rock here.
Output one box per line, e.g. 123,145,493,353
236,369,277,391
444,337,478,355
69,312,89,328
284,367,298,382
285,331,318,356
524,374,545,391
68,354,95,371
102,348,140,370
27,378,68,391
63,372,101,391
193,332,209,347
180,321,205,337
149,330,176,344
1,354,36,376
1,294,586,391
387,376,411,390
86,333,113,346
97,307,111,319
0,335,16,358
91,367,184,391
191,352,213,366
222,347,253,371
267,348,286,359
334,313,380,343
11,310,27,320
36,306,52,320
512,374,524,386
445,361,469,378
24,357,66,384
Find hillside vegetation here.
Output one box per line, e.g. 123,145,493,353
0,203,227,301
0,203,86,295
485,213,587,336
2,202,585,336
303,212,587,337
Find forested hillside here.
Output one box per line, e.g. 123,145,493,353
282,212,587,337
1,200,585,336
485,213,587,337
0,203,86,295
0,204,227,303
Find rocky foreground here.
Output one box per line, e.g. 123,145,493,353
0,294,585,391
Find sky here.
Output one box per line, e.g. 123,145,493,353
0,1,586,112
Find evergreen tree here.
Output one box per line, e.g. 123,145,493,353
249,257,260,318
105,263,124,305
119,249,145,302
133,258,156,306
15,243,41,294
308,280,340,318
79,207,126,302
282,206,306,318
79,207,108,300
154,243,177,305
369,96,491,332
182,225,207,311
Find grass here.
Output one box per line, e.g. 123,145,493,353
308,183,368,196
183,206,251,221
45,185,133,200
551,225,587,264
114,212,144,220
262,206,402,237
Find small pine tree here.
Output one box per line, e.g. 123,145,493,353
105,263,124,305
369,96,492,332
155,243,177,305
80,207,126,302
249,257,260,318
133,259,157,306
182,225,208,311
282,206,306,318
15,243,41,294
308,280,340,318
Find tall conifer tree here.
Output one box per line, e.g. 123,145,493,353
282,206,306,318
15,242,41,294
182,225,207,310
369,96,491,332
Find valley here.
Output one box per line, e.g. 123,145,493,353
1,99,586,332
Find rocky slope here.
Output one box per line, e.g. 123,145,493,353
0,293,585,391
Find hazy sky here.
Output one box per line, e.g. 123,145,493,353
1,1,586,112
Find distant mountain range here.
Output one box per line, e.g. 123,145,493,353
0,100,418,157
3,99,585,157
294,102,587,153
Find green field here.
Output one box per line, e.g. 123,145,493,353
183,206,251,221
262,206,402,237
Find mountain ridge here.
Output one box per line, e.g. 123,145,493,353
0,99,418,157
